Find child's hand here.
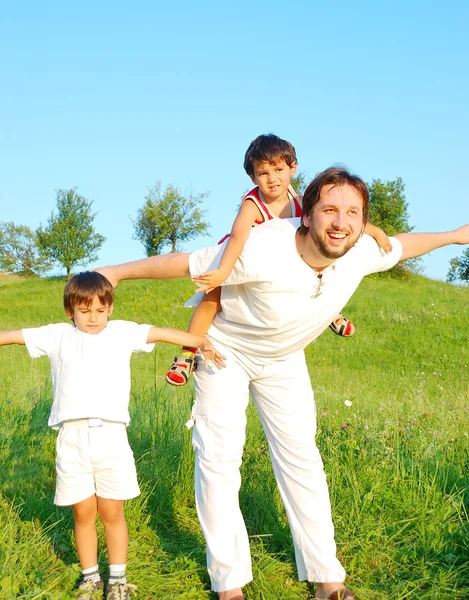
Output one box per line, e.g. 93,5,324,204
374,230,393,253
366,224,393,254
192,268,227,294
198,339,226,369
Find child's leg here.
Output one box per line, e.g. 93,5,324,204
97,497,128,564
166,288,221,386
98,497,138,598
73,495,99,569
73,495,105,597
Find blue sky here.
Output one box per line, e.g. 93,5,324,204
1,0,468,281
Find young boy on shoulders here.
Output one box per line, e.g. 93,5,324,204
0,271,224,600
166,133,391,386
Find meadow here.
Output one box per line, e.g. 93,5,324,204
0,273,468,599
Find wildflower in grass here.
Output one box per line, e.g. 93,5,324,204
321,412,328,417
344,400,352,407
341,424,350,431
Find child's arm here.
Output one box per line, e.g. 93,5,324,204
192,200,262,293
364,223,392,253
0,330,25,346
146,324,226,369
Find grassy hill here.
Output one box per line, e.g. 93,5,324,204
0,274,468,599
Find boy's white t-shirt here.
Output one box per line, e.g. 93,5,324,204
22,320,155,428
189,218,402,360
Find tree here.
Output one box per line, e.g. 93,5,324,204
0,222,52,276
291,172,308,194
367,177,420,277
133,182,209,255
447,248,469,282
368,177,412,235
36,188,105,279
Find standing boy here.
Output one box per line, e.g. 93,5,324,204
0,271,224,600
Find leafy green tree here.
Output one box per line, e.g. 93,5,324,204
0,222,52,276
133,182,209,255
37,188,105,279
368,177,420,277
447,248,469,282
290,172,308,194
368,177,412,235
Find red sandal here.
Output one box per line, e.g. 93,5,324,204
166,355,196,386
329,314,355,337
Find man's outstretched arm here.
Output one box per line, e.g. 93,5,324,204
396,225,469,261
96,253,191,287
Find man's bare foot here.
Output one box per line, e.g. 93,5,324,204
218,589,244,600
314,583,356,599
314,582,346,598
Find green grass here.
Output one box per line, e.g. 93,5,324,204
0,274,468,599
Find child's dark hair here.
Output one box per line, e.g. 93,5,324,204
244,134,297,178
64,271,114,313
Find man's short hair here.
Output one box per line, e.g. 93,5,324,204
299,166,369,235
244,134,297,178
64,271,114,313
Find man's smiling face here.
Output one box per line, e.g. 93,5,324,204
303,183,365,260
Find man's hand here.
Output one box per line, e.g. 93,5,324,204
453,224,469,245
198,338,226,369
192,268,228,294
397,224,469,261
94,267,120,288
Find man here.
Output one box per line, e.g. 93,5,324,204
98,166,469,600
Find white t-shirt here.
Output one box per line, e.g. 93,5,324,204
22,320,155,428
189,218,402,359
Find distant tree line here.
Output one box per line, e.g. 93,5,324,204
2,175,466,282
0,188,105,279
0,183,209,279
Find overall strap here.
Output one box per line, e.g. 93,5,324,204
242,186,274,224
288,184,303,216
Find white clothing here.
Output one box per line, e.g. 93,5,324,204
189,217,402,359
193,344,345,589
187,218,402,590
22,320,155,428
54,419,140,506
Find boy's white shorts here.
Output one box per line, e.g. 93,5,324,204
54,419,140,506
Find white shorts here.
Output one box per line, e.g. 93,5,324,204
54,419,140,506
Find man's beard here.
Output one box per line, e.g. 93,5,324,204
309,226,359,260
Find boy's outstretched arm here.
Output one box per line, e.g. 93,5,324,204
192,200,261,293
0,330,25,346
396,224,469,260
146,327,226,369
364,223,392,253
96,252,191,287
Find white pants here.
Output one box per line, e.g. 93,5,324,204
192,342,346,592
